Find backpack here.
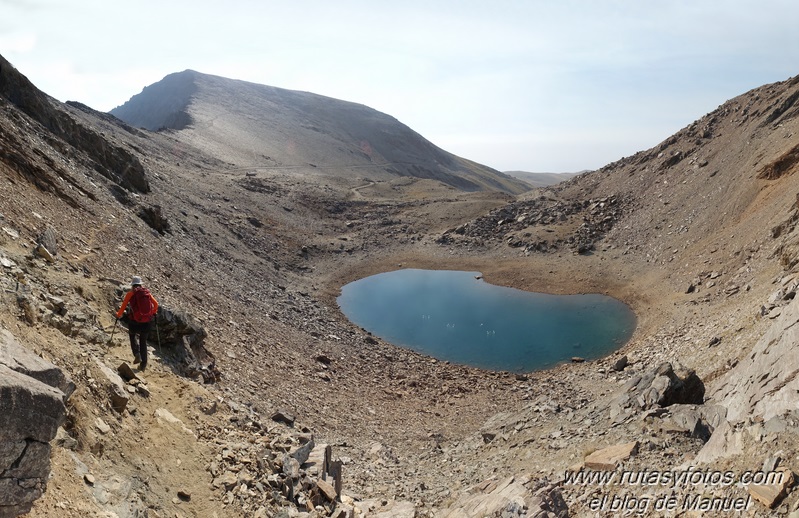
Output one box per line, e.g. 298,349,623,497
130,287,154,323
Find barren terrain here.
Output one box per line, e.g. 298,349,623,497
3,57,799,517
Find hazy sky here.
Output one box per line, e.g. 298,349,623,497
3,1,798,172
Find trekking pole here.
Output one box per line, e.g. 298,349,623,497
109,318,119,345
156,319,162,354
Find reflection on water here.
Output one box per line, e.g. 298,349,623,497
337,269,636,372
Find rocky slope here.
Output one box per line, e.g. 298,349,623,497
3,52,799,517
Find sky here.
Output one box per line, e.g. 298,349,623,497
2,1,799,173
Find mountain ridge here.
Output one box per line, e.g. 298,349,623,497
111,70,530,195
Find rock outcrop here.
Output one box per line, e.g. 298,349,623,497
0,329,72,518
609,361,705,422
154,306,218,382
698,292,799,464
713,291,799,423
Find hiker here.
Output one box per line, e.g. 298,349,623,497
116,276,159,371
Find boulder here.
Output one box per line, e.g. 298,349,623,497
0,329,75,398
35,244,55,263
272,410,296,427
657,404,727,442
287,437,315,465
94,359,129,413
154,305,217,382
212,471,238,490
154,306,206,348
0,365,66,443
609,362,704,421
53,428,77,451
95,418,111,435
37,228,58,257
315,478,337,502
0,339,69,518
117,362,138,382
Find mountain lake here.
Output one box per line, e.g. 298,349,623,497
337,269,636,372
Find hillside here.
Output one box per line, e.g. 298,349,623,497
504,171,580,188
2,50,799,517
111,70,530,195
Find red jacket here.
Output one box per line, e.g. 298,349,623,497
116,287,159,322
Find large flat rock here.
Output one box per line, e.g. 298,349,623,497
0,365,67,443
0,328,75,399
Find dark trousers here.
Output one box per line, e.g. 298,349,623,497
129,320,151,366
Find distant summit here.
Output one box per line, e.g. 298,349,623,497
505,171,581,188
111,71,530,194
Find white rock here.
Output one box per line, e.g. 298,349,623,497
95,418,111,435
155,408,196,437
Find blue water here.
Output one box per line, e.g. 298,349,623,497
337,269,636,372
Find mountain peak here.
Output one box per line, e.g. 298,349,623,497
110,72,530,194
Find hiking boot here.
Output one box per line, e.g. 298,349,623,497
133,355,141,364
140,362,146,371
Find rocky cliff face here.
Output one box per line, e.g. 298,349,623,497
0,56,149,194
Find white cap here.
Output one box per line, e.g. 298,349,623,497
131,276,143,286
